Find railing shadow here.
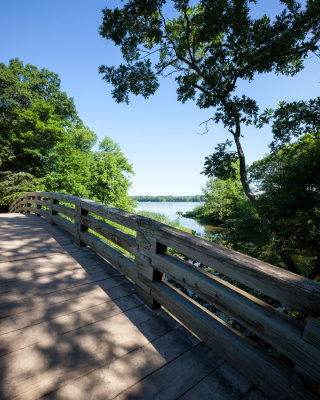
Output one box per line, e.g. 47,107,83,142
0,214,252,399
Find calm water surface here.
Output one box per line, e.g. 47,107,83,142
135,201,216,236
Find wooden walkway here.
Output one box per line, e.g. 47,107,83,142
0,213,265,400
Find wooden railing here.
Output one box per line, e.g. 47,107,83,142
10,192,320,400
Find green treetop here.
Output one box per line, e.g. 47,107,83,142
98,0,320,273
0,59,134,211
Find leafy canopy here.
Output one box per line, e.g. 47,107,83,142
0,59,134,210
99,0,319,195
99,0,320,276
99,0,319,115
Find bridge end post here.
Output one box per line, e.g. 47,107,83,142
49,198,58,224
36,195,42,216
74,201,88,247
134,230,164,309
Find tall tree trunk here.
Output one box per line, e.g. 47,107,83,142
233,120,300,275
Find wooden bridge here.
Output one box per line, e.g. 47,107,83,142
1,193,319,399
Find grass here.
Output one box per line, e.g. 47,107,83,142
136,210,190,232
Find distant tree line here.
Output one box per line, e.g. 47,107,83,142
131,195,204,202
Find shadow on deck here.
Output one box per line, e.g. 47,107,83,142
0,213,264,400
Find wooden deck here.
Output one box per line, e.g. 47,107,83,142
0,213,265,400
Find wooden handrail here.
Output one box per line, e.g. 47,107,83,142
10,192,320,399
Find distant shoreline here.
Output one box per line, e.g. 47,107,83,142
131,195,204,202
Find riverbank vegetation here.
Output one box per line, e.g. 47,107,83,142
0,59,134,212
186,128,320,280
99,0,319,280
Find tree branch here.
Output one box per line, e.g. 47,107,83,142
183,0,195,64
197,117,214,135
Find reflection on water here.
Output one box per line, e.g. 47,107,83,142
135,201,217,236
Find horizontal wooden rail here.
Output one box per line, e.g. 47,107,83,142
52,203,76,219
10,192,320,400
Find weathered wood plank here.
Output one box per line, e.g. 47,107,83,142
139,218,320,316
52,203,76,219
0,276,128,334
51,214,75,235
133,232,163,309
0,281,132,319
292,365,320,400
0,260,113,295
81,214,137,255
22,206,37,213
80,198,141,230
0,306,169,400
36,207,50,221
44,326,199,400
114,344,224,400
79,231,135,279
303,317,320,350
149,253,320,379
36,199,50,208
74,201,87,246
147,280,300,400
180,362,252,400
0,254,84,281
0,257,120,301
50,192,78,204
0,293,142,357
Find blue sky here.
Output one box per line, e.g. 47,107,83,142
0,1,318,195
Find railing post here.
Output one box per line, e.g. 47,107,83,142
22,196,26,211
14,199,22,213
291,316,320,399
74,201,88,246
49,197,58,224
26,195,31,213
134,229,164,309
15,198,20,213
36,195,42,216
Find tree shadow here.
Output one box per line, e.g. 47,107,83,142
0,214,255,399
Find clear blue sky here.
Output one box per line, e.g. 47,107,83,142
0,1,318,195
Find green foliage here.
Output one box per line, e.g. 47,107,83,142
194,131,320,278
0,59,76,178
249,132,320,277
257,97,320,151
136,210,182,228
99,1,319,111
0,59,134,211
136,210,191,233
202,140,238,180
0,171,37,206
98,1,320,260
89,137,134,209
200,174,245,223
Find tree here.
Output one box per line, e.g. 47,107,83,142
202,175,244,223
186,169,245,223
250,101,320,279
98,0,320,273
0,59,77,206
0,59,134,210
89,137,134,209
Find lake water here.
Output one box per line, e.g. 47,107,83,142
135,201,215,236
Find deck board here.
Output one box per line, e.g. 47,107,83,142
0,213,261,399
